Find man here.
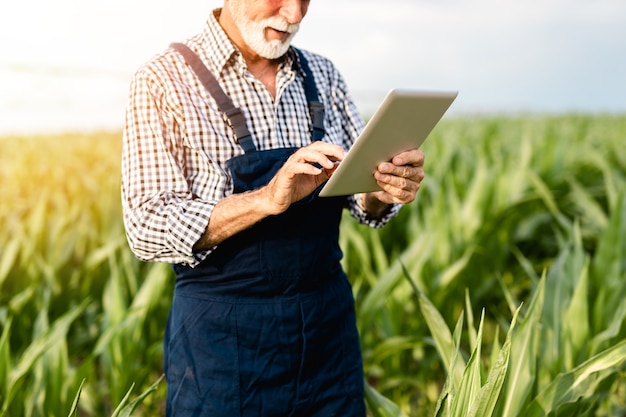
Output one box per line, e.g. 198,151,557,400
122,0,425,415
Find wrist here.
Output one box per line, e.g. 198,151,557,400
362,193,392,219
258,185,289,216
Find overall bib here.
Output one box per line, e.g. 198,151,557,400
165,44,366,417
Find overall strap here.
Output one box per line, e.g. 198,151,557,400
294,48,326,141
171,43,327,151
170,42,256,153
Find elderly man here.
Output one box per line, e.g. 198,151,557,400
122,0,425,415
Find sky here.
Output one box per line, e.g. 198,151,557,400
1,0,625,135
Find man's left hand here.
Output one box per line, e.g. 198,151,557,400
367,148,425,207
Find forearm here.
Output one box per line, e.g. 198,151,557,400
193,187,278,251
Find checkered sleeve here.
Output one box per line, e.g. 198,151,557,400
121,63,213,266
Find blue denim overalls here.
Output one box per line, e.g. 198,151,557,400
165,43,366,417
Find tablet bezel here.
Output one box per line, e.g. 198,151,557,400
318,89,458,197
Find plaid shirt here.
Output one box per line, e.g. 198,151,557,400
122,9,400,267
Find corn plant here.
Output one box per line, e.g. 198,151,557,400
0,133,170,415
415,203,626,416
345,115,626,414
1,114,625,416
364,191,626,416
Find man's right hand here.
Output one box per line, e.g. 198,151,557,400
194,141,345,251
263,141,346,214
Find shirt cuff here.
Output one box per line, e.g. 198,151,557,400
348,193,402,228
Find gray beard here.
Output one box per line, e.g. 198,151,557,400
229,2,299,59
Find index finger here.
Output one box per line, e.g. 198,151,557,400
291,142,346,170
305,141,347,163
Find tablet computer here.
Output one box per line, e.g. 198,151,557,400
318,89,458,197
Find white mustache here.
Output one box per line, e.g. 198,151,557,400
265,17,300,34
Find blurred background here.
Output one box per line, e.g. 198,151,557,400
1,0,625,136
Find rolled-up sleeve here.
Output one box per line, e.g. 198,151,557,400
121,67,213,266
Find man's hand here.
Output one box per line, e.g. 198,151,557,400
196,141,344,250
363,148,425,215
263,141,346,214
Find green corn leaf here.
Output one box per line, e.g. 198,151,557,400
522,339,626,416
128,262,171,313
437,245,475,289
434,391,450,417
465,290,477,351
562,257,590,368
369,336,419,366
458,159,491,240
102,257,129,326
496,273,518,317
550,396,599,417
418,290,466,385
527,170,571,230
433,312,465,416
511,245,540,284
369,228,390,274
589,300,626,355
450,313,465,382
0,317,12,399
567,177,609,230
66,379,85,417
587,149,621,210
84,237,126,269
488,326,501,381
450,310,484,417
359,233,432,329
0,239,20,287
468,305,521,417
110,374,164,417
498,274,545,417
591,191,626,331
0,300,88,417
364,381,410,417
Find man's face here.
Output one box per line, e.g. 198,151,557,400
229,0,309,59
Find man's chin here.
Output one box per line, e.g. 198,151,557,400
255,41,292,60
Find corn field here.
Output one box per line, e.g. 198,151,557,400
1,115,625,416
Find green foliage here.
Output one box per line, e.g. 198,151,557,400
0,132,170,416
342,115,626,415
1,114,625,416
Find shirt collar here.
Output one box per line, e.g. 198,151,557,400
198,9,238,76
288,48,306,78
